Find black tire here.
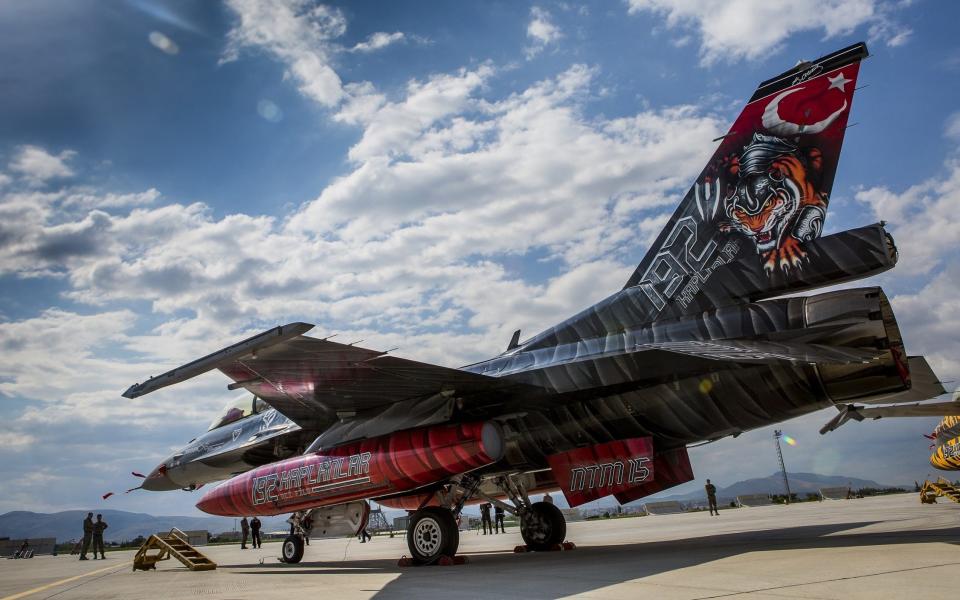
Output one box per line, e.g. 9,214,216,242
406,507,459,565
520,501,566,551
281,535,304,564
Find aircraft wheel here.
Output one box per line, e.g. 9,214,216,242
521,501,566,551
407,507,459,564
281,535,304,563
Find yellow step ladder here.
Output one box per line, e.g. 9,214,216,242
920,478,960,505
133,528,217,571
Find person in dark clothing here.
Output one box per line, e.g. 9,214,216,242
250,516,262,548
240,517,249,549
15,540,29,558
494,505,506,533
705,479,719,516
79,513,93,560
92,514,108,559
358,525,372,543
479,503,493,535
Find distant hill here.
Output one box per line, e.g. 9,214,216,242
0,510,292,543
644,472,903,506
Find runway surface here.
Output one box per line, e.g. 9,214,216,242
2,494,958,599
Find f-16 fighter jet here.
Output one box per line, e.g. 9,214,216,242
137,393,315,492
125,42,958,565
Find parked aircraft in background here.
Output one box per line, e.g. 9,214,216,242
138,393,316,491
125,42,960,565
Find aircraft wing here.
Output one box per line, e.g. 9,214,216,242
123,322,531,429
217,336,518,428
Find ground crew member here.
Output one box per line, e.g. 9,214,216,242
480,502,493,535
358,524,372,543
494,505,505,533
79,512,93,560
240,517,249,549
705,479,719,516
250,516,262,548
92,514,108,559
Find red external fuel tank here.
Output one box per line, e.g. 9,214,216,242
196,421,504,516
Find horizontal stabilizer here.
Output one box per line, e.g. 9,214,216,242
856,356,946,405
820,399,960,435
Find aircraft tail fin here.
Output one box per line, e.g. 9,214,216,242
623,42,869,316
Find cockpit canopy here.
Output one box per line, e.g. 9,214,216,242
208,395,271,431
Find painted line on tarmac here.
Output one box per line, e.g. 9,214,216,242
1,563,124,600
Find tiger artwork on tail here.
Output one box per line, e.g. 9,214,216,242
718,133,829,274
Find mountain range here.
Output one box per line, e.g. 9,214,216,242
646,471,903,506
0,510,292,543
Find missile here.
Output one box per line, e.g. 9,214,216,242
196,421,504,516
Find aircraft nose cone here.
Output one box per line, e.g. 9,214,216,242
196,479,246,516
141,464,179,492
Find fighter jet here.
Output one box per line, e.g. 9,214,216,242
138,393,313,491
125,42,959,565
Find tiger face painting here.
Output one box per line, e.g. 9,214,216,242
719,133,828,274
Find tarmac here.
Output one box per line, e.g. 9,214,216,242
1,494,958,600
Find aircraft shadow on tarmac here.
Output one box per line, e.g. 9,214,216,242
238,521,960,599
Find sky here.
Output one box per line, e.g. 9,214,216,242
1,0,959,518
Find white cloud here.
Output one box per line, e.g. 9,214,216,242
525,6,563,59
350,31,405,53
855,158,960,274
625,0,910,65
0,59,724,375
222,0,347,107
8,145,76,184
945,111,960,142
0,432,35,450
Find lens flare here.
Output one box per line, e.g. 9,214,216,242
783,435,797,446
148,31,179,55
257,100,283,123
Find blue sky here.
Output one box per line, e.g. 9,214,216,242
1,0,959,517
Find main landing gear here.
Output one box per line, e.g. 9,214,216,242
401,475,569,565
406,507,459,565
519,501,566,551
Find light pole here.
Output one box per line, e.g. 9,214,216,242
774,430,792,504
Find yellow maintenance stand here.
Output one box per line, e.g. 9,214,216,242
920,478,960,505
133,528,217,571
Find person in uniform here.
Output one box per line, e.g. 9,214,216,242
92,514,108,559
79,512,93,560
705,479,719,516
250,516,262,548
480,502,493,535
240,517,249,549
494,505,505,533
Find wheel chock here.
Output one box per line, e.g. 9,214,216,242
398,554,469,567
513,541,576,553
